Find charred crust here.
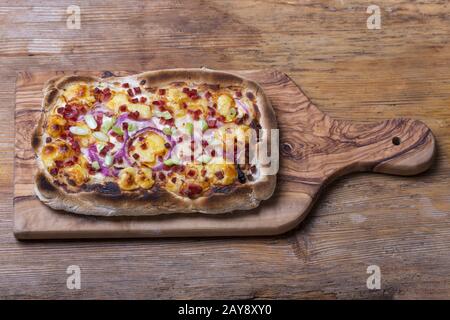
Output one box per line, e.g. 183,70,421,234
36,172,56,193
44,88,58,106
55,76,97,89
95,182,122,197
139,187,164,201
31,130,41,150
211,185,236,194
101,71,116,78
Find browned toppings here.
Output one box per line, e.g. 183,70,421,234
164,142,171,149
140,96,147,103
235,90,242,98
237,165,246,184
182,87,200,100
119,105,127,112
141,142,148,150
134,87,141,95
152,100,166,107
127,88,134,97
206,119,217,128
131,98,138,103
216,115,225,123
122,83,130,88
99,142,115,157
49,167,59,176
46,137,52,143
158,88,166,95
187,169,197,178
64,160,74,167
181,183,203,198
94,88,111,102
215,171,224,180
158,172,165,180
128,111,140,120
246,92,254,100
140,79,146,86
188,109,202,120
132,153,140,160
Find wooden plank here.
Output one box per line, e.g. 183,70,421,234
0,0,448,299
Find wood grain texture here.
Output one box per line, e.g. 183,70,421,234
14,69,435,239
0,0,449,299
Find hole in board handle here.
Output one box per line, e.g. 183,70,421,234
392,137,401,145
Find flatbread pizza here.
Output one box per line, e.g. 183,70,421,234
32,69,278,216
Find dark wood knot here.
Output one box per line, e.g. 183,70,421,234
281,142,293,155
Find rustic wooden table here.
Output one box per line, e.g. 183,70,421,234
0,0,449,299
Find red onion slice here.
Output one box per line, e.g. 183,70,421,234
88,144,116,177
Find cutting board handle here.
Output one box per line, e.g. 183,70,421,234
327,117,436,177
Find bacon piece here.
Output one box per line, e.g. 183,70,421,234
215,171,224,180
181,183,202,198
206,119,217,128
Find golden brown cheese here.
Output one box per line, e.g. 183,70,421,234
118,167,139,191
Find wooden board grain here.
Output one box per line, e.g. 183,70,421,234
0,0,449,299
14,69,435,239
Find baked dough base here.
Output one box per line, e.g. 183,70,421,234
33,68,277,216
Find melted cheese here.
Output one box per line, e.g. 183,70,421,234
135,168,155,189
132,132,167,165
106,92,152,119
62,164,89,186
63,84,95,104
41,140,73,167
206,163,237,186
46,115,67,138
217,94,236,122
118,167,139,191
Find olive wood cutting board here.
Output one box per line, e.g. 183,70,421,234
13,70,436,239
